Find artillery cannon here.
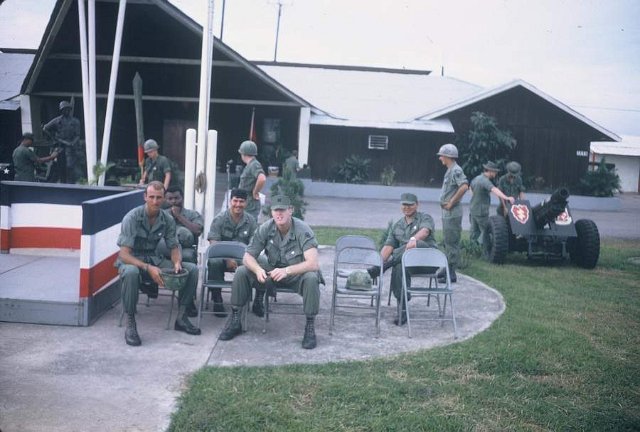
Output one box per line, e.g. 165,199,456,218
484,188,600,268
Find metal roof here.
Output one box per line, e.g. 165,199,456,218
0,51,35,110
257,63,482,131
591,135,640,157
415,79,621,142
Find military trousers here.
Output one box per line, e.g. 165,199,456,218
118,259,198,315
230,265,320,316
389,241,437,301
207,258,242,281
469,213,489,246
442,215,462,270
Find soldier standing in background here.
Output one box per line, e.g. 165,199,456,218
139,139,175,191
12,133,59,182
469,161,515,247
42,101,82,183
237,140,266,220
497,161,526,215
437,144,468,283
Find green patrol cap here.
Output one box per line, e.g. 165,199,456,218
400,193,418,205
483,161,500,172
271,195,291,210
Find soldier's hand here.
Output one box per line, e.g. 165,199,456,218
148,265,164,286
442,201,453,210
507,196,515,204
225,259,238,271
269,267,287,282
255,267,268,283
173,262,182,274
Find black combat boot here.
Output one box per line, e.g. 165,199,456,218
437,266,457,284
125,313,141,346
211,288,227,318
219,308,242,341
252,290,265,317
174,306,202,335
302,316,317,349
366,259,394,279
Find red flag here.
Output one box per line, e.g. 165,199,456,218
249,107,257,142
137,143,145,167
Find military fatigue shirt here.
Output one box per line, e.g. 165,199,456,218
116,206,178,266
440,162,468,218
174,207,204,232
247,217,318,268
238,158,265,215
207,209,257,245
385,212,437,249
43,115,81,146
498,174,525,198
12,145,38,181
470,173,495,216
144,155,172,184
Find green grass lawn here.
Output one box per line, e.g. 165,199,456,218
169,233,640,431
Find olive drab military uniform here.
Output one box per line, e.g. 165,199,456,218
175,207,204,263
116,205,198,314
238,158,265,219
469,173,495,246
43,112,82,183
206,209,257,280
440,162,468,271
385,212,437,300
143,154,174,186
497,174,525,215
230,217,321,315
283,155,299,179
12,145,39,182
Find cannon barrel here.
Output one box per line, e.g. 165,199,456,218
531,188,570,228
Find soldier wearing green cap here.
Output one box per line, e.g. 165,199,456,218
219,194,322,349
469,162,515,247
497,161,526,215
437,144,468,282
238,140,266,219
369,192,437,325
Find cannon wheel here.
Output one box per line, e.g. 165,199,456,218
570,219,600,269
485,215,509,264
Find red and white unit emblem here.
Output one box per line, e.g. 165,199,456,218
510,204,530,224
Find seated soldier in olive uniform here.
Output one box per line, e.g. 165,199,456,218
369,193,437,326
497,161,526,215
219,195,322,349
116,181,201,347
164,186,203,264
469,162,515,247
206,188,257,317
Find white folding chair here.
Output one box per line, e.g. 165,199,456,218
199,241,248,329
401,248,458,339
329,242,384,337
335,235,379,306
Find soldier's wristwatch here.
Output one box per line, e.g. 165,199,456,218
410,237,416,242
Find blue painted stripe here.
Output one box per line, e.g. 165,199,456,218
1,181,129,206
82,190,143,235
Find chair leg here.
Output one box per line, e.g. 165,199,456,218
197,284,206,329
167,291,176,330
449,294,458,339
262,294,270,333
329,286,337,336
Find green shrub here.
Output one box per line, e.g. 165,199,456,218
262,168,307,219
576,158,621,197
336,154,371,184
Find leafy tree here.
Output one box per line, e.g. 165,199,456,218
262,168,307,219
457,111,517,179
577,158,621,197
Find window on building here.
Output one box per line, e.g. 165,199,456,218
368,135,389,150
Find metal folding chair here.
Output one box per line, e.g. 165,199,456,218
335,235,379,306
401,248,458,339
329,242,384,337
199,241,248,329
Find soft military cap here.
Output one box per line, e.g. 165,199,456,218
271,195,291,210
400,193,418,205
483,161,500,171
144,139,159,152
506,161,522,175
